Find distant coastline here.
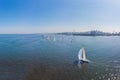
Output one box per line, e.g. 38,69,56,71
0,30,120,36
57,30,120,36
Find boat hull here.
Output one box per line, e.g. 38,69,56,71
80,60,89,64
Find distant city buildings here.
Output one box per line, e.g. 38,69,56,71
57,30,120,36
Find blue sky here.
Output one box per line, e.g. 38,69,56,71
0,0,120,33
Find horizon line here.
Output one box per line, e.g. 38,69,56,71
0,30,120,34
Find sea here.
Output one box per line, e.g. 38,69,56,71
0,34,120,80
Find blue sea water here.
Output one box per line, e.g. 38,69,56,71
0,34,120,80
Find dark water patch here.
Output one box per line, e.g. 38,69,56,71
25,61,86,80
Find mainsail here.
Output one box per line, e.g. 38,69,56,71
78,48,83,60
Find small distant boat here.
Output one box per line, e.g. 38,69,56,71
53,35,56,42
78,48,90,63
47,36,50,40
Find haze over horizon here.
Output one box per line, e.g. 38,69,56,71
0,0,120,33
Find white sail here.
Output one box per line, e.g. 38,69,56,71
78,48,83,60
53,35,56,41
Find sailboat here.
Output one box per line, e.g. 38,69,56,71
78,48,90,63
47,35,50,40
53,35,56,42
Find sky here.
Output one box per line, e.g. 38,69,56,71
0,0,120,33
